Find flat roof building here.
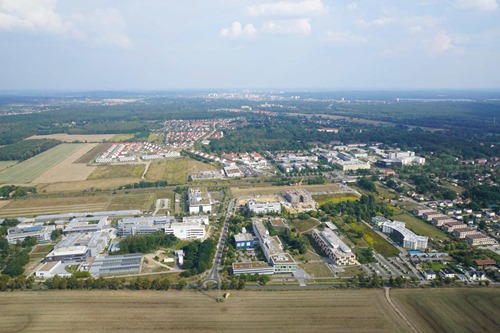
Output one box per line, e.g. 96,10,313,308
382,221,428,250
188,188,213,214
63,216,108,234
234,232,254,249
247,200,281,215
232,262,274,276
311,228,357,266
89,254,142,276
6,224,55,245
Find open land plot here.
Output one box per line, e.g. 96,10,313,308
0,144,85,184
87,164,145,180
145,158,188,183
36,177,142,193
0,196,111,218
27,133,115,142
231,183,342,197
111,134,135,142
107,192,159,211
32,143,98,183
392,288,500,333
74,143,113,164
392,212,451,241
0,290,410,333
313,193,359,205
0,160,17,172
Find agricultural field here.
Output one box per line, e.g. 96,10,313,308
392,288,500,333
111,134,135,142
27,133,115,142
88,164,145,180
32,143,98,183
0,161,17,172
392,211,451,242
0,290,410,333
36,177,142,193
0,144,85,184
74,143,112,164
0,195,111,218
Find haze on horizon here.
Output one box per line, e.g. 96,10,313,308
0,0,499,91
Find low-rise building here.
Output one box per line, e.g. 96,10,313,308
465,233,497,246
6,224,55,244
118,216,175,237
432,216,456,227
45,245,91,263
88,253,142,276
63,216,107,234
311,228,357,266
35,261,72,279
442,222,467,232
412,207,436,216
423,270,437,280
452,227,479,239
234,232,254,249
188,188,212,214
247,200,281,215
232,261,274,276
439,268,455,279
55,231,109,257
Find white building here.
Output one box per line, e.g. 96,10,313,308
63,216,108,234
247,200,281,215
188,188,212,214
164,221,205,240
382,221,428,250
182,215,209,225
6,224,55,245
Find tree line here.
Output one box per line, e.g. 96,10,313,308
116,233,177,254
0,139,61,161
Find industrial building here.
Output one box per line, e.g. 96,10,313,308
382,221,428,250
311,228,357,266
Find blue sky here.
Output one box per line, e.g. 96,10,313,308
0,0,499,90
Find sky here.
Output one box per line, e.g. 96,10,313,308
0,0,499,90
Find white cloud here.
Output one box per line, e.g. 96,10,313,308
261,18,311,35
456,0,498,11
430,30,462,54
346,2,358,11
220,21,257,39
327,31,366,44
0,0,64,32
0,0,132,48
356,14,440,32
247,0,327,17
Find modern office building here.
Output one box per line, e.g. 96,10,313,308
382,221,428,250
311,228,357,266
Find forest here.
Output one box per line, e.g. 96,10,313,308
0,139,60,161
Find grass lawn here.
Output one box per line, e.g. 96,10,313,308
108,192,157,211
88,164,145,180
300,261,334,278
110,134,135,142
290,218,320,233
392,212,451,241
358,223,400,257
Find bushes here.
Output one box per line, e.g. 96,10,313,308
117,233,177,254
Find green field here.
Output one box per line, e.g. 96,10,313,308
313,193,359,205
358,222,400,257
0,144,84,183
0,160,17,172
290,218,320,233
392,212,451,241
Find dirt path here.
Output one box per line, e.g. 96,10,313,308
385,287,419,333
142,161,151,179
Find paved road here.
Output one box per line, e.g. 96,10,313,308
204,198,236,287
